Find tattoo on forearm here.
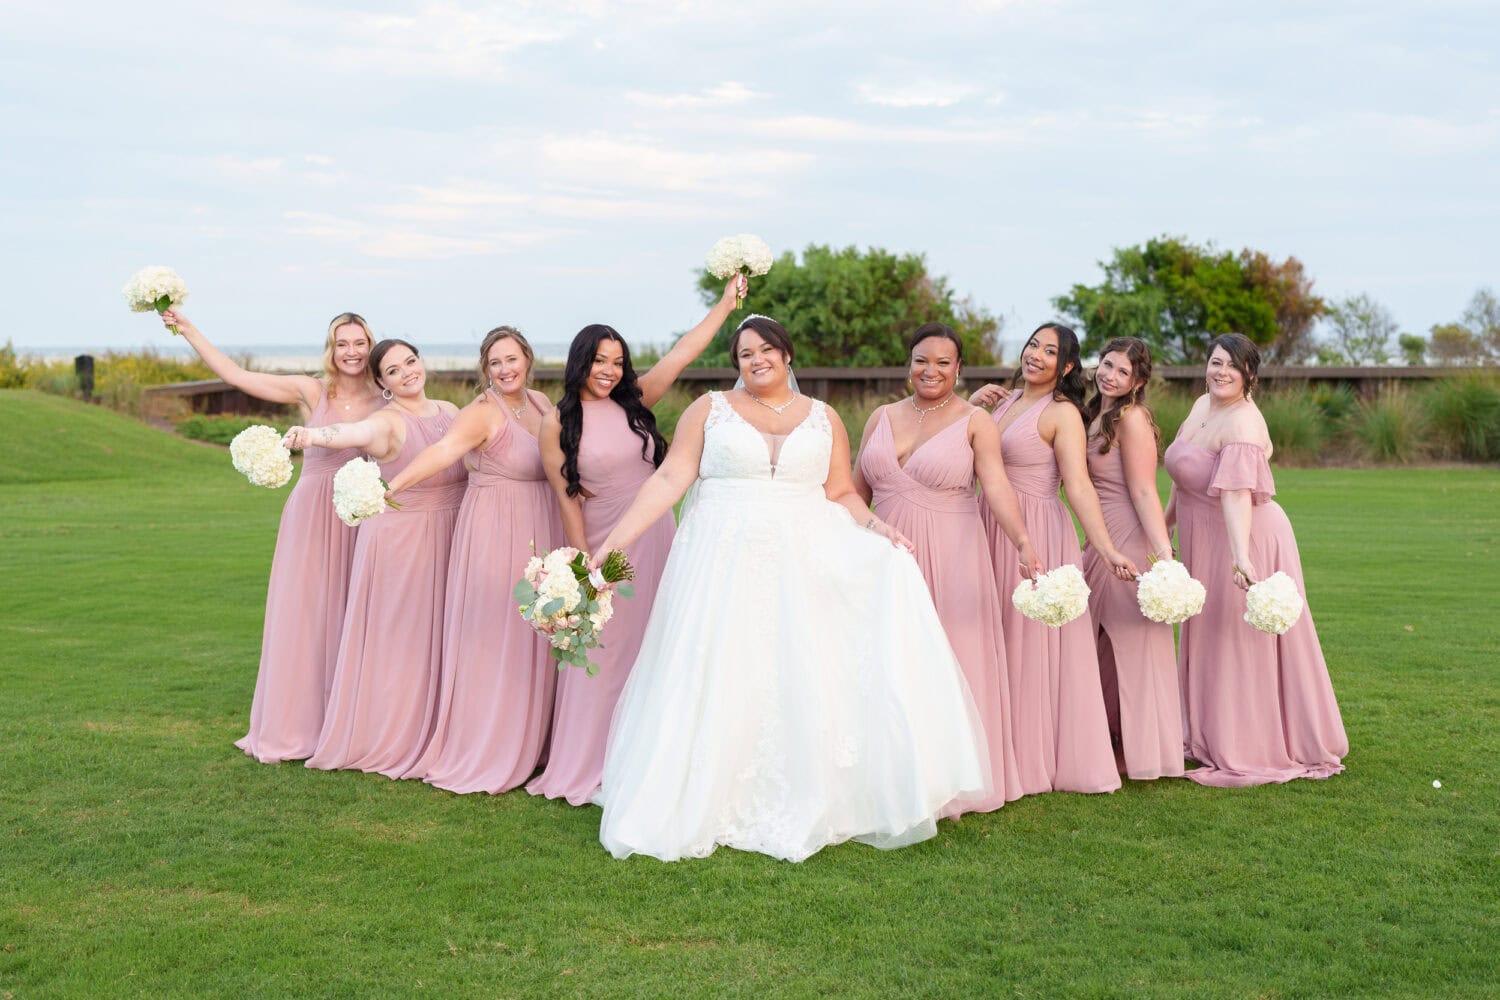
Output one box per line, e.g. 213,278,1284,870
318,425,338,445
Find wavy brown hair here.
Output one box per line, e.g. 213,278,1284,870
1084,336,1160,455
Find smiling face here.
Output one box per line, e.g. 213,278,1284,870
330,322,372,378
1020,327,1068,388
1205,345,1247,401
377,347,426,399
909,336,960,401
1094,349,1140,403
581,337,625,401
735,329,790,394
485,336,531,397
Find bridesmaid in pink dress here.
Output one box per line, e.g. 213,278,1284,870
1080,337,1184,780
969,323,1138,795
385,328,562,793
1164,333,1347,787
529,277,746,805
162,308,382,762
283,339,467,778
853,322,1043,813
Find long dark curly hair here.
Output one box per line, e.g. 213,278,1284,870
1011,322,1087,417
556,324,667,498
1083,336,1160,454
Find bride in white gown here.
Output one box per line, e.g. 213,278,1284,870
591,315,991,862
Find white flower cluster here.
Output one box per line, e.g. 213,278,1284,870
228,425,293,489
1012,564,1091,627
705,234,774,280
1135,558,1207,624
331,458,390,527
122,266,189,312
1244,571,1304,635
515,546,628,674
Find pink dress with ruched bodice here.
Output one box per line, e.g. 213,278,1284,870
979,392,1120,795
860,408,1024,811
408,389,563,794
1164,438,1347,787
526,397,676,806
236,391,382,763
306,404,466,778
1081,433,1184,779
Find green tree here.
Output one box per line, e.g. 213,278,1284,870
1316,293,1398,365
1052,236,1279,364
1239,251,1326,363
1428,323,1485,365
1460,287,1500,358
1398,333,1428,366
694,244,1000,367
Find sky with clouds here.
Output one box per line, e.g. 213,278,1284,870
3,0,1496,358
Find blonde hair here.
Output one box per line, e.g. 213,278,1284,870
322,312,376,398
478,326,536,388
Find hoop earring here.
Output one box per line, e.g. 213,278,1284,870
381,387,394,400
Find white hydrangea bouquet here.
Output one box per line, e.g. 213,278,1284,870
1243,570,1304,635
1135,557,1206,624
1012,564,1091,627
705,234,773,307
514,547,636,675
229,425,294,489
122,266,189,333
331,457,401,526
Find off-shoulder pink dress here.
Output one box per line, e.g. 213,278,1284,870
861,408,1024,811
1164,439,1347,787
306,404,466,778
980,392,1121,795
236,392,382,763
526,397,675,806
408,389,563,793
1081,434,1184,780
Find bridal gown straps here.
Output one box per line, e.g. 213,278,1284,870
407,390,562,793
980,392,1121,794
599,392,990,862
860,408,1024,811
306,405,466,778
526,397,675,805
236,392,378,762
1164,439,1346,786
1081,435,1184,779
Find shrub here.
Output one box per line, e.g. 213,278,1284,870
175,414,289,445
1309,383,1357,423
1258,390,1326,464
1422,373,1500,461
1352,388,1429,464
1147,384,1195,454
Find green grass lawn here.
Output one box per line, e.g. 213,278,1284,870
2,389,1497,999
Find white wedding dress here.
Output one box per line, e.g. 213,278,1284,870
597,392,991,862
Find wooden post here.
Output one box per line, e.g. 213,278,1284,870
74,355,94,403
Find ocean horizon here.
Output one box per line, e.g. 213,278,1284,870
13,341,580,371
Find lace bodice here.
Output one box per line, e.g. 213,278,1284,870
700,392,831,485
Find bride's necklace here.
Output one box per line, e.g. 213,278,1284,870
745,389,798,415
911,393,955,425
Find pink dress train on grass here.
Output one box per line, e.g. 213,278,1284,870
980,392,1121,795
408,390,563,794
306,405,465,778
861,409,1024,812
1081,435,1184,780
1164,440,1347,787
236,393,381,763
526,397,675,806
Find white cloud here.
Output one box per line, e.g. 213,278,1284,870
319,2,576,80
282,210,553,259
856,81,980,109
624,81,767,110
539,132,813,194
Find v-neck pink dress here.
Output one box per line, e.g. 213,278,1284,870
407,389,563,793
1081,433,1184,780
979,392,1121,795
1164,438,1347,786
860,407,1024,812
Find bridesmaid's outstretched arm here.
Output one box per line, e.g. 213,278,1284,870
283,410,402,463
162,309,323,412
387,396,501,497
591,397,710,567
824,409,911,551
1047,404,1138,578
970,412,1042,577
540,410,590,552
1116,405,1174,560
637,277,744,407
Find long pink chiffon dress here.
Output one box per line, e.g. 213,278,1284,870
407,390,563,793
236,392,382,763
306,404,466,778
1080,433,1185,780
979,391,1121,795
526,397,675,806
860,408,1024,811
1164,439,1347,787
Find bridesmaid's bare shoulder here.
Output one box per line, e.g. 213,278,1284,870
1225,403,1273,453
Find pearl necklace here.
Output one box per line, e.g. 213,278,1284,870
911,393,955,424
745,390,798,415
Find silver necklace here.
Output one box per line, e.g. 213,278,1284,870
745,390,798,415
912,393,955,424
